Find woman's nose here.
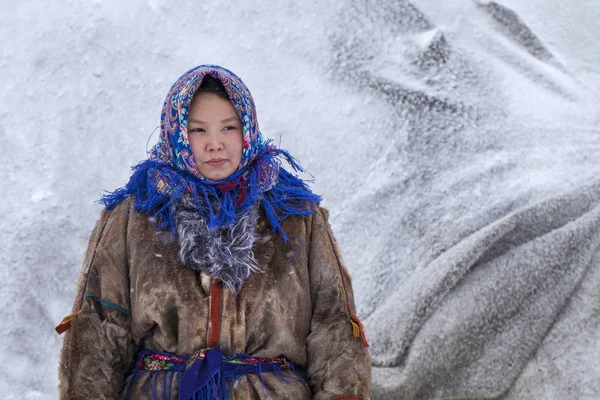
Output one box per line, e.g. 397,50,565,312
205,132,223,151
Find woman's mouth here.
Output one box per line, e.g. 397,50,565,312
206,159,227,166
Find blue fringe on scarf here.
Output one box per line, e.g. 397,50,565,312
99,147,321,243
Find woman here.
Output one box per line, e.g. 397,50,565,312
56,65,371,399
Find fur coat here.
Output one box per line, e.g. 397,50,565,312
58,197,371,399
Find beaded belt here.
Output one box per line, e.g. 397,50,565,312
123,347,304,400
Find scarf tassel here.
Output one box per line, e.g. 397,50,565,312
100,147,321,243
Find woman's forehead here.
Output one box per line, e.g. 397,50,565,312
188,93,241,123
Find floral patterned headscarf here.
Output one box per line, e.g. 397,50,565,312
101,65,320,241
152,65,271,183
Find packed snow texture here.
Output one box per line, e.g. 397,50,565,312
1,0,599,399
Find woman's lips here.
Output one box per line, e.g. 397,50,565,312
206,159,227,166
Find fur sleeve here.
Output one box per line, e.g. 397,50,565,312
58,200,136,400
306,207,372,400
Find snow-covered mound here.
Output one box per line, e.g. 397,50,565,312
328,1,600,398
1,0,599,398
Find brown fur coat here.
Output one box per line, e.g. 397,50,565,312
58,198,371,399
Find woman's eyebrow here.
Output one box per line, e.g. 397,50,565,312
188,116,239,124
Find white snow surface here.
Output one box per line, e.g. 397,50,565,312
1,0,599,398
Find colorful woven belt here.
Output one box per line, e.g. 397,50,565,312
123,347,304,400
134,347,294,372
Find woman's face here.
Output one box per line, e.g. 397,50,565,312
187,92,243,181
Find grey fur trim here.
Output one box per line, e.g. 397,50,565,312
174,195,261,294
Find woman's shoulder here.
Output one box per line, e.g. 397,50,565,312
259,203,330,242
89,196,164,249
90,196,142,239
97,196,135,222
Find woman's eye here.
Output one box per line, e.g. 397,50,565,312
189,128,205,133
223,126,238,132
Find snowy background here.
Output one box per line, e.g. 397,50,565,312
1,0,599,398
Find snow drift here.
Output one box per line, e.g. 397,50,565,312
1,0,599,398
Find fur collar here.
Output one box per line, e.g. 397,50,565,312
174,195,260,294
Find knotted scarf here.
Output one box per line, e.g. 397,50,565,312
100,65,321,242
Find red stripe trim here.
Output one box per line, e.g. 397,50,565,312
326,229,369,348
208,278,222,348
77,213,111,310
326,230,352,310
55,213,112,335
351,314,369,348
55,320,72,335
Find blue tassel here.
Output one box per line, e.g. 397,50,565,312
121,362,182,400
122,351,308,399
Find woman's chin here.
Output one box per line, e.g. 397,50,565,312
200,168,235,181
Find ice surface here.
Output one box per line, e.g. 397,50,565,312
1,0,599,398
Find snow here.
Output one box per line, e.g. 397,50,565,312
1,0,599,398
